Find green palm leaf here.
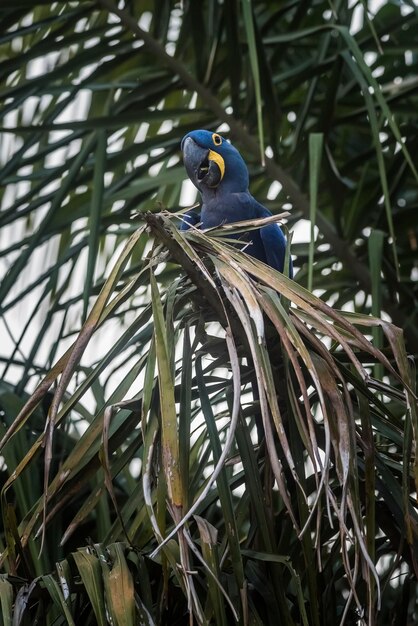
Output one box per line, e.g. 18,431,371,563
1,1,417,624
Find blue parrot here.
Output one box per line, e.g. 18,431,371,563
180,129,292,277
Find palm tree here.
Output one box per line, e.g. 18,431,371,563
0,1,417,624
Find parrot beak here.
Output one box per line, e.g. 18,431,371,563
182,136,225,189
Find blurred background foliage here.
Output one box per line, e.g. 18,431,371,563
0,0,417,624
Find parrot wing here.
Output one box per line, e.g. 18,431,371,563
251,197,293,276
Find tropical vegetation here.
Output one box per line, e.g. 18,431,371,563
0,1,417,624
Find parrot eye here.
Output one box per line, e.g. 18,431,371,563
212,133,222,146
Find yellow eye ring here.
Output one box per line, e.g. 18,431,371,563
212,133,222,146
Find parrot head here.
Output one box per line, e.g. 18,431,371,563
181,130,249,195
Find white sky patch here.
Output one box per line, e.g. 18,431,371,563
292,219,317,244
55,89,92,123
373,65,385,78
158,119,174,134
140,11,152,31
129,458,142,478
364,51,377,66
400,3,414,16
350,0,386,34
148,162,163,177
133,154,148,169
134,122,150,144
188,92,198,110
349,0,364,34
267,181,282,200
216,122,230,133
167,155,179,167
179,178,197,207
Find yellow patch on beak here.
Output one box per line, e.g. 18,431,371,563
208,150,225,181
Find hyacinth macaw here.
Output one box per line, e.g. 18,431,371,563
180,129,292,276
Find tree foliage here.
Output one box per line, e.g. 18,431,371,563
0,1,417,624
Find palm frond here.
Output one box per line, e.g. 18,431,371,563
1,217,416,623
1,1,418,623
